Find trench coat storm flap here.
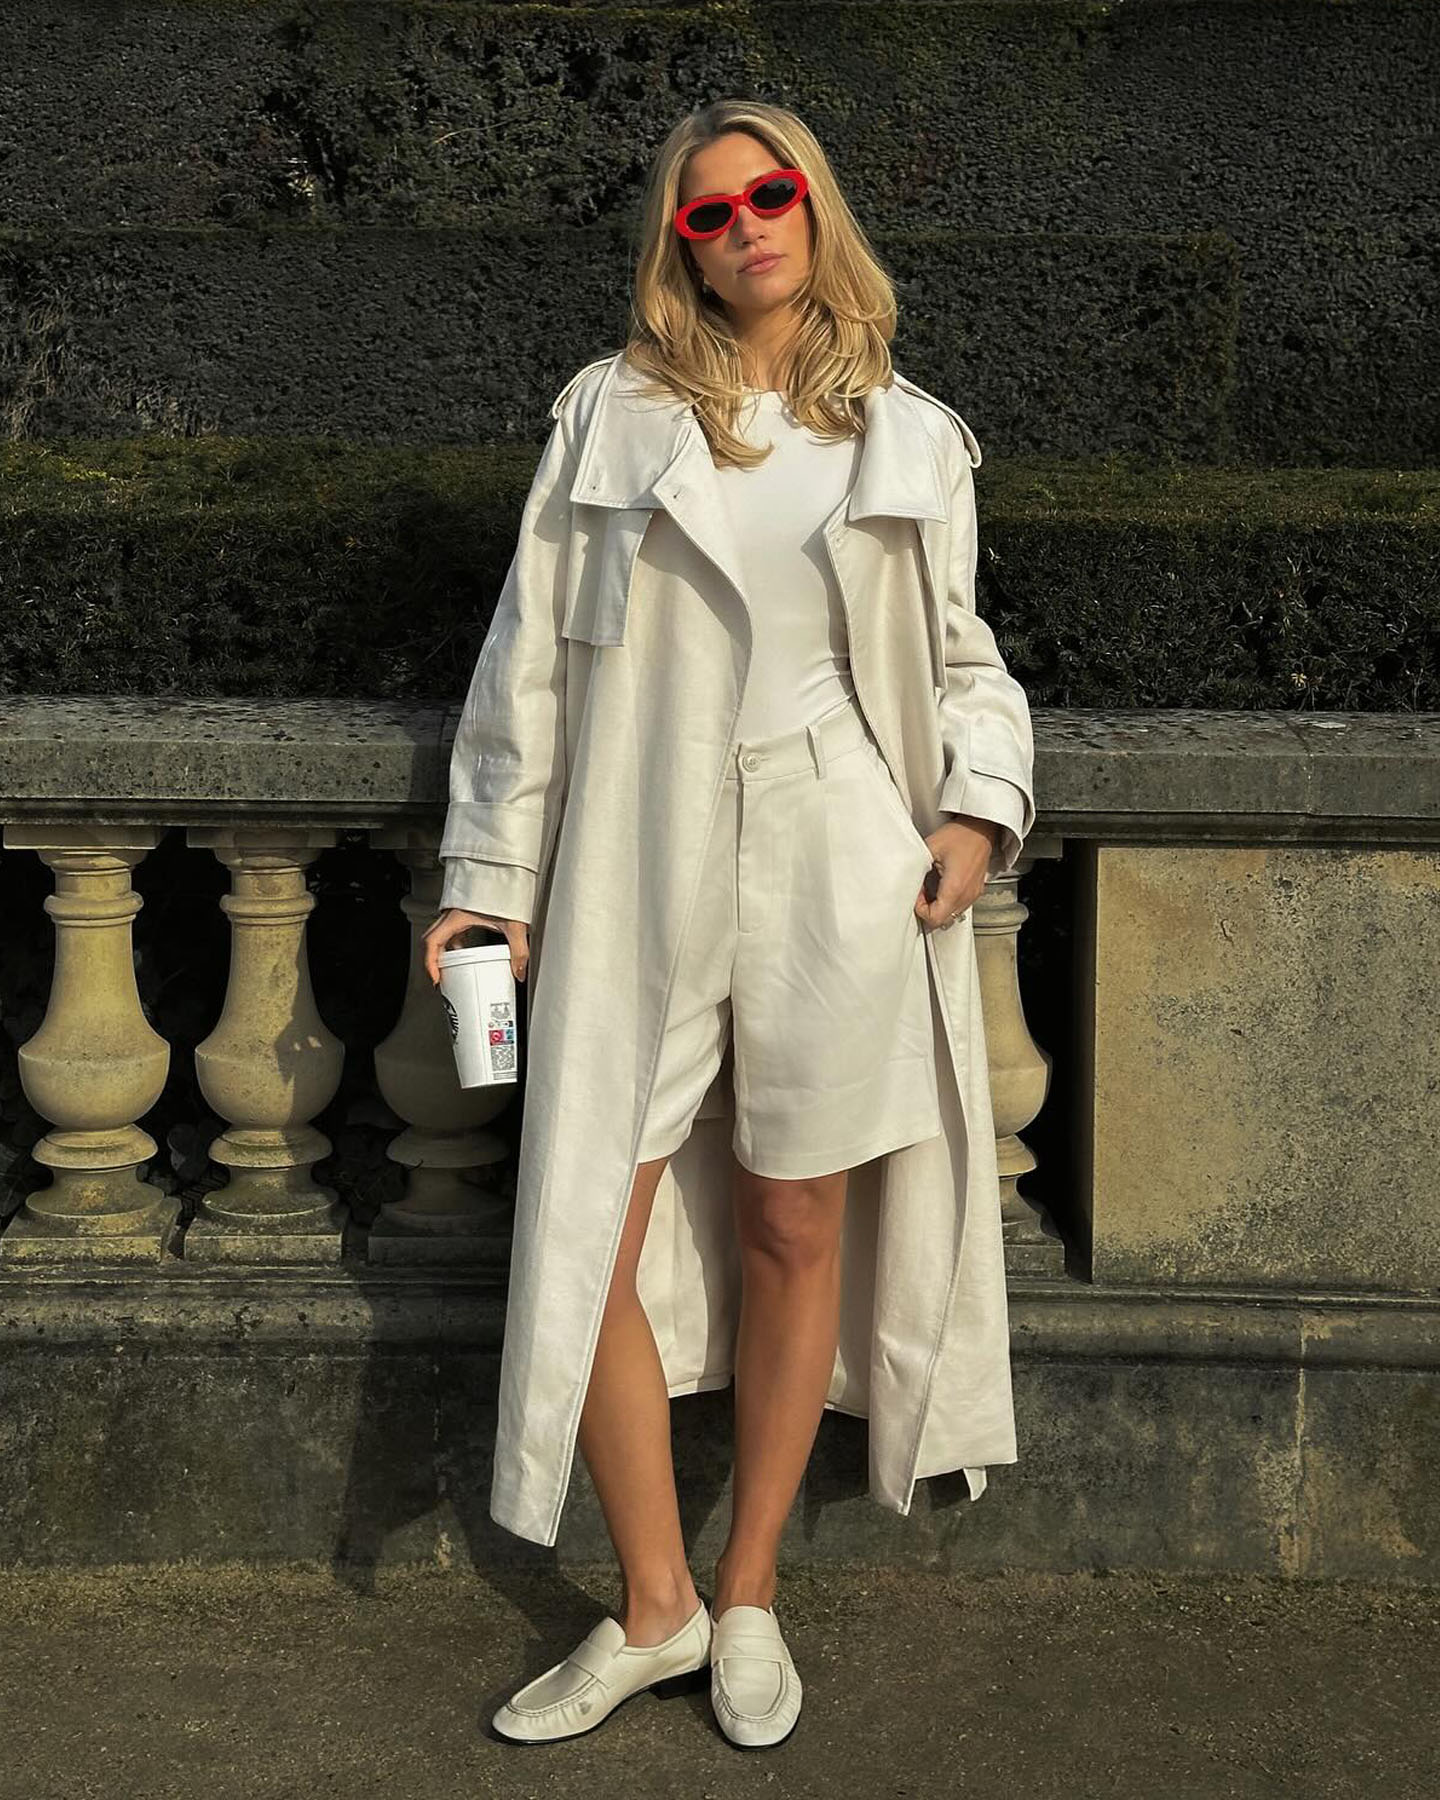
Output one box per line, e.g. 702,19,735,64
439,351,1037,1548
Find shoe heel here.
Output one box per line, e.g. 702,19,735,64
652,1663,710,1698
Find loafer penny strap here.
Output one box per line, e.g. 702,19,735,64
566,1638,620,1681
712,1630,787,1662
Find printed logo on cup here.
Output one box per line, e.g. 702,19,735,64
487,1000,516,1076
440,993,461,1043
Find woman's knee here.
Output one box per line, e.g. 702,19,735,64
733,1167,847,1266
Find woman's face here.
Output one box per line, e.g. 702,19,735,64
677,131,812,326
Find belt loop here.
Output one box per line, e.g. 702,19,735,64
807,720,827,779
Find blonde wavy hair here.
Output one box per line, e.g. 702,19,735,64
618,100,900,470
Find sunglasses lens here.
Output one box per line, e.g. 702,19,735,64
682,199,735,236
750,175,799,213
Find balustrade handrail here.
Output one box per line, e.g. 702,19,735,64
0,697,1436,842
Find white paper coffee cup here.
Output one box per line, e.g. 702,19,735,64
438,941,519,1088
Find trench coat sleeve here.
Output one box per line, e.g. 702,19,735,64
935,437,1036,877
437,407,580,924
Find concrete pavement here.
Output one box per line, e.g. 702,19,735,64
0,1560,1434,1799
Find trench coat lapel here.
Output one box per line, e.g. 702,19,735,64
563,355,957,715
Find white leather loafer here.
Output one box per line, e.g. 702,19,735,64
709,1602,803,1748
491,1597,712,1743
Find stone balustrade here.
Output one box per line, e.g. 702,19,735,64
4,699,1435,1294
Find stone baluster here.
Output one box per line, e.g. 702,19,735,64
0,825,177,1262
975,845,1063,1275
184,827,347,1262
364,839,514,1265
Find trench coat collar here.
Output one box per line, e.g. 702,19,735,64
565,351,960,526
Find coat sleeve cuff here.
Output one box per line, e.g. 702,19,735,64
438,858,538,925
438,799,545,873
940,770,1029,876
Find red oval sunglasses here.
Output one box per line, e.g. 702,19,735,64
673,167,809,241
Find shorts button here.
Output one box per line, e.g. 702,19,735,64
742,752,760,770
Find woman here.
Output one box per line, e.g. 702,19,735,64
423,99,1035,1750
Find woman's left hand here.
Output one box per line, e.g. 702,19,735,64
914,815,1000,931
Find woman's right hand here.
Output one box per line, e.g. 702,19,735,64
423,908,530,988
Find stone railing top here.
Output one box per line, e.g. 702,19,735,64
0,698,1436,844
1035,707,1440,844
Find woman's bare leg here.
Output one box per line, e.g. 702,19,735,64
712,1163,849,1615
576,1151,704,1646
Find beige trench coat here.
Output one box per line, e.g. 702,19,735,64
439,350,1036,1547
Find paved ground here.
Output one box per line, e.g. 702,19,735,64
0,1561,1434,1800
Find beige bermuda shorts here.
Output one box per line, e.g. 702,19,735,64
635,692,944,1180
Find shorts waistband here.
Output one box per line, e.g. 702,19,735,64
724,694,872,783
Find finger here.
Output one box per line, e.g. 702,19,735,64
426,916,466,986
917,862,948,920
920,885,963,927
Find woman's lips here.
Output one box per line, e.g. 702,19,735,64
740,254,781,275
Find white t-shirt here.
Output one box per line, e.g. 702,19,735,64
712,386,864,742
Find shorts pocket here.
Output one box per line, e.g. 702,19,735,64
860,741,935,873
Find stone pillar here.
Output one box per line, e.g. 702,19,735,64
184,827,347,1262
0,825,177,1263
365,839,512,1265
975,844,1062,1275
